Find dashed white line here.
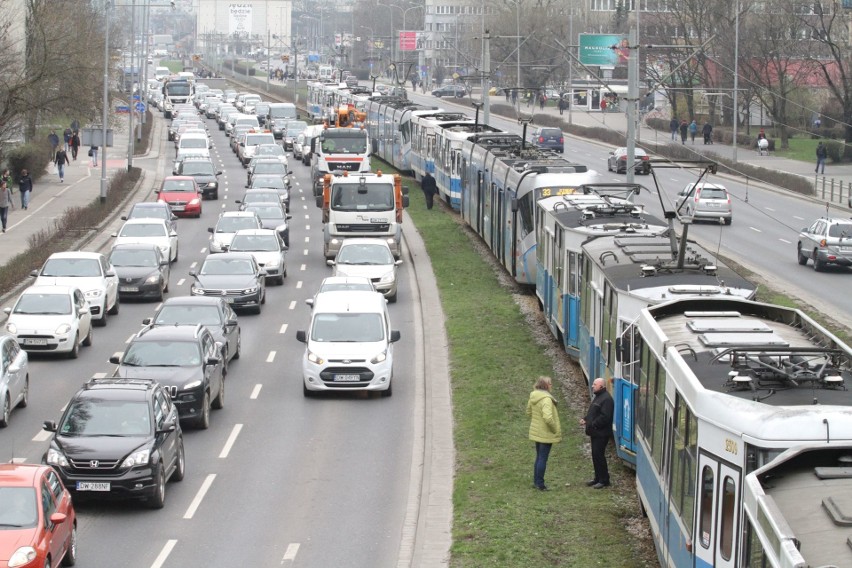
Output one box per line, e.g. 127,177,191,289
266,351,276,362
303,249,308,256
304,214,309,219
189,261,197,269
793,215,805,220
281,543,300,563
150,539,178,568
305,224,310,230
279,324,289,334
219,424,243,458
779,238,792,244
177,278,186,286
250,384,262,399
32,430,51,442
300,264,306,271
183,474,216,519
764,207,775,212
200,247,207,254
288,301,296,310
304,236,310,242
749,227,762,233
92,372,107,379
221,203,226,208
296,281,303,289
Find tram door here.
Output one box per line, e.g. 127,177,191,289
695,453,741,568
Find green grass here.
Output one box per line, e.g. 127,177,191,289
771,136,821,163
161,60,183,73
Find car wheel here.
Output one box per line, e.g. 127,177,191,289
18,376,28,408
724,217,732,226
108,296,119,315
214,191,219,200
171,438,185,482
0,395,10,428
303,382,316,398
61,523,77,566
797,245,809,265
82,325,93,347
277,275,285,286
381,381,393,398
94,314,107,327
607,162,611,172
388,291,397,303
813,250,826,272
173,246,179,263
194,392,210,429
212,376,225,409
68,334,80,359
148,466,166,509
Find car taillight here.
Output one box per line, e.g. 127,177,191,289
559,137,564,144
641,155,649,161
538,136,544,143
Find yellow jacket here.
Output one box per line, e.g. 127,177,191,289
526,389,562,444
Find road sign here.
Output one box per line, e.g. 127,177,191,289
135,102,146,112
116,105,130,114
133,94,141,100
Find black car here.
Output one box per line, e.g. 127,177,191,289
243,202,292,246
246,158,289,188
190,252,267,314
237,188,287,213
174,157,222,199
431,84,467,98
530,127,564,153
143,296,241,366
109,326,226,429
43,378,185,508
109,243,170,301
122,202,177,234
282,120,308,151
254,102,271,126
248,175,290,211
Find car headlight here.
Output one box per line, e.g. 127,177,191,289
184,379,202,389
379,271,395,284
5,322,16,334
208,182,218,189
189,198,200,205
243,287,258,294
275,224,288,234
46,447,69,467
55,323,72,335
8,546,37,568
85,289,103,299
280,189,290,199
191,286,204,295
158,198,167,204
121,447,151,468
265,258,280,267
370,350,388,364
307,350,324,365
145,274,161,284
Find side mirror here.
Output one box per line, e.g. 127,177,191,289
49,512,68,525
79,307,89,315
208,227,215,233
121,215,128,220
29,270,38,278
326,260,335,267
305,299,314,307
401,185,410,196
296,330,306,343
156,421,177,434
154,189,160,194
189,270,197,277
258,269,268,277
106,270,116,278
142,317,152,325
390,330,401,342
205,356,221,366
225,320,238,327
169,231,178,237
109,355,121,364
217,171,223,176
160,260,169,266
402,196,410,208
3,307,10,315
285,214,292,220
395,260,403,266
43,420,58,432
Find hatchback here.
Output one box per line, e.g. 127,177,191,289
0,335,28,427
190,252,268,313
797,217,852,271
112,218,178,263
530,127,564,153
31,252,119,327
328,239,402,302
109,243,171,301
675,182,732,225
157,176,203,218
607,147,651,174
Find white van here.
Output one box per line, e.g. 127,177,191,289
155,67,170,81
175,132,211,167
226,113,260,137
296,290,399,397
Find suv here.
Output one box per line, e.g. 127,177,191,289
431,84,467,98
797,217,852,271
173,157,222,200
530,127,565,153
109,325,226,429
296,291,400,397
42,378,185,508
675,182,732,225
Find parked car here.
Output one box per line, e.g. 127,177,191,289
109,243,171,301
30,252,118,327
190,252,268,313
796,217,852,271
675,182,732,225
327,238,402,302
0,335,28,427
530,127,564,153
607,147,651,174
431,84,467,98
156,176,203,218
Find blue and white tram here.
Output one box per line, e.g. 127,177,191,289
306,81,330,121
409,111,471,181
620,297,852,568
432,122,503,210
364,99,436,174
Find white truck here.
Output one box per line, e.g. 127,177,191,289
310,122,371,197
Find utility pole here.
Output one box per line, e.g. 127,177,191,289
101,1,110,204
128,0,135,170
266,29,271,91
567,13,573,125
483,30,491,125
626,27,638,184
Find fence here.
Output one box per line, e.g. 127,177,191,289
813,176,852,208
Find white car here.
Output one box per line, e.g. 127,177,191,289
227,229,288,285
0,335,29,427
327,239,402,302
207,211,263,253
31,252,119,326
112,218,179,263
4,285,93,358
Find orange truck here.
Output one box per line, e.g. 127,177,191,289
316,171,409,259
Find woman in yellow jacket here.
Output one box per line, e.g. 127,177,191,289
526,376,562,490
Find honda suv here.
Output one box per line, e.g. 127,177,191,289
109,325,225,429
675,182,732,225
797,217,852,271
42,378,185,508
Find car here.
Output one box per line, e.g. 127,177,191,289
207,211,263,253
300,124,324,166
295,290,400,397
675,182,732,225
293,132,308,161
247,175,290,211
122,202,177,234
282,120,308,151
254,102,271,126
243,202,291,246
327,239,402,302
431,84,468,98
227,229,288,285
0,463,77,566
174,131,211,166
230,125,253,154
190,252,268,314
43,378,185,507
109,243,171,301
251,143,289,168
173,157,222,199
30,252,118,327
305,276,376,307
4,285,93,359
111,218,178,263
156,176,203,218
246,158,289,188
236,188,284,212
607,147,651,174
109,326,225,429
237,129,276,165
796,217,852,271
530,127,565,153
0,335,28,427
226,113,259,138
267,102,298,138
142,296,241,365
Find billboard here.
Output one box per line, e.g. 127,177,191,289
229,4,252,36
579,34,628,67
399,31,429,52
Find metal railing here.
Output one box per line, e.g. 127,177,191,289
813,175,852,208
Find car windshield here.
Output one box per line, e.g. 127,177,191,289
162,179,196,192
256,145,285,157
216,217,259,233
246,134,274,146
129,206,168,220
181,162,215,175
253,162,286,175
285,122,307,134
250,177,286,190
155,305,223,326
14,293,71,315
41,258,101,277
331,184,393,211
200,257,255,275
246,205,284,220
541,129,561,137
59,399,152,436
321,133,368,154
230,234,279,252
120,223,166,237
320,282,373,293
698,188,727,200
0,487,38,528
337,244,393,265
122,340,202,368
828,224,852,238
180,138,207,149
243,192,279,204
311,313,384,342
110,249,159,267
269,107,296,119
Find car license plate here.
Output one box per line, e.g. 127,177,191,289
77,482,110,492
334,374,361,382
171,205,185,212
119,286,139,292
24,338,48,345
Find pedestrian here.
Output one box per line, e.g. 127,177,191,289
816,142,827,174
538,92,546,110
679,119,688,144
70,119,80,133
17,169,32,210
420,171,437,210
89,145,98,167
0,179,14,233
70,131,81,160
689,119,698,144
55,147,70,182
813,117,822,129
526,376,561,491
511,89,517,106
505,89,510,102
48,130,60,158
669,117,679,141
600,99,607,112
0,168,12,189
580,377,614,489
702,121,713,145
63,127,73,152
558,96,566,115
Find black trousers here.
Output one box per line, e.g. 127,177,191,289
424,192,434,209
591,435,610,485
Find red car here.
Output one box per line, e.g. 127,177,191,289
0,463,77,567
156,176,203,218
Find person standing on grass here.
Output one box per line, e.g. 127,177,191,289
526,376,562,491
816,142,827,174
420,171,438,210
0,179,14,233
580,378,614,489
689,119,698,144
55,147,70,182
17,169,32,210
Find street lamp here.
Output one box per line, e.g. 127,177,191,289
377,2,423,67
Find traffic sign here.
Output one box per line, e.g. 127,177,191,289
116,105,130,114
135,102,146,112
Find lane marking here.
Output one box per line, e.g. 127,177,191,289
764,207,775,212
305,224,310,230
303,249,308,256
304,236,309,242
222,203,226,208
150,539,178,568
749,226,762,233
300,264,306,271
189,261,197,269
92,372,107,379
304,215,309,219
219,424,243,458
288,301,296,310
250,384,262,399
779,238,792,244
296,281,303,289
281,543,300,563
177,278,186,286
266,351,276,362
183,474,216,519
11,457,26,464
200,247,207,254
32,430,52,442
793,215,804,220
279,324,288,334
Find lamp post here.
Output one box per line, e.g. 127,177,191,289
378,3,423,70
732,0,740,163
101,0,110,204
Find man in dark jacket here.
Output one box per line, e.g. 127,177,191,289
18,169,33,210
421,172,438,210
702,121,713,145
669,117,679,141
580,378,614,489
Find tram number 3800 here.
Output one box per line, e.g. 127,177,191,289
725,438,738,455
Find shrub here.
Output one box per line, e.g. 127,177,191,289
824,140,852,163
5,143,49,180
645,117,669,132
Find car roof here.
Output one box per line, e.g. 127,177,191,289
204,251,256,261
164,176,196,182
339,238,393,249
233,229,278,237
0,463,48,485
134,325,205,342
111,242,161,251
220,210,259,218
312,290,388,312
161,296,225,307
320,276,374,288
47,251,103,260
121,218,167,226
21,284,77,295
687,182,726,190
79,378,156,399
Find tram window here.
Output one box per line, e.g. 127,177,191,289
652,363,666,470
568,252,577,295
719,476,736,560
699,466,714,549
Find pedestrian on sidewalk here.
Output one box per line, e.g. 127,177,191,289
55,147,70,182
420,171,437,210
558,96,567,115
17,169,32,210
702,121,713,144
69,131,81,160
511,89,517,106
679,119,688,144
89,145,98,167
0,179,14,233
816,142,827,174
526,376,561,491
63,127,73,152
670,117,679,141
689,120,698,144
48,130,60,158
538,92,546,110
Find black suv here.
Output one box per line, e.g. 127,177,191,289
43,378,185,509
173,157,222,200
110,325,225,429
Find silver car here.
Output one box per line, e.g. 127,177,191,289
797,217,852,271
675,182,732,225
327,239,402,303
0,335,28,427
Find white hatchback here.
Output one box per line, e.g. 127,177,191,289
327,239,402,303
112,218,179,263
31,252,119,326
4,285,93,358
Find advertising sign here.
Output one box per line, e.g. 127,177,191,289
399,31,416,51
229,4,252,36
579,34,628,67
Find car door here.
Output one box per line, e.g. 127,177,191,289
166,221,179,261
201,332,223,399
100,256,118,310
39,475,65,565
222,303,239,356
805,220,824,252
3,339,23,408
73,289,92,340
153,389,178,476
45,469,73,559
